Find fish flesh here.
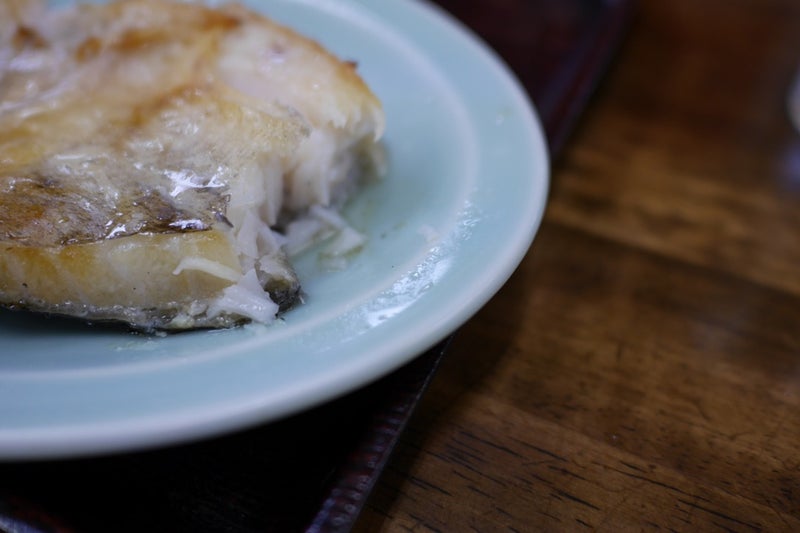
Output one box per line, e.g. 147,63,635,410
0,0,384,329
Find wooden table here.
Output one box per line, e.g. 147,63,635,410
355,0,800,530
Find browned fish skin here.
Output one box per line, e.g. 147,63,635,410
0,0,384,329
0,173,222,246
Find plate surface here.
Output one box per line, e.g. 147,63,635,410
0,0,549,459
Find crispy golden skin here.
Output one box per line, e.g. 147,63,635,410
0,0,383,329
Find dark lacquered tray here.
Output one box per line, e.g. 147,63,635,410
0,1,633,531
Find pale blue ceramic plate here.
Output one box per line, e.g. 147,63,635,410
0,0,549,459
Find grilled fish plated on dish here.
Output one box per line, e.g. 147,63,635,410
0,0,384,329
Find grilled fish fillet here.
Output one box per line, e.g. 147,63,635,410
0,0,384,329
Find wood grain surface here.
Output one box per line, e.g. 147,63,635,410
354,0,800,530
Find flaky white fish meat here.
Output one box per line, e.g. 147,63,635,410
0,0,384,329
